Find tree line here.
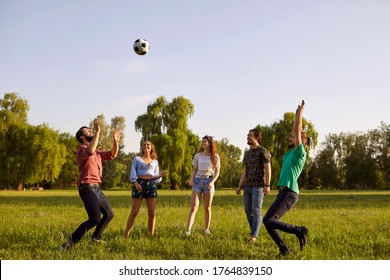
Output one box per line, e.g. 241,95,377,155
1,93,388,190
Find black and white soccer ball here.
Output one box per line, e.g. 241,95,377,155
133,39,150,55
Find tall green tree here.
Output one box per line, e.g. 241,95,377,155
313,137,342,189
0,92,29,129
314,125,389,190
344,133,377,189
0,93,30,189
134,96,166,140
57,132,79,188
26,124,67,187
0,93,67,189
135,96,198,189
217,138,242,188
368,122,390,188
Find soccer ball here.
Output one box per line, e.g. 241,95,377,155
133,39,150,55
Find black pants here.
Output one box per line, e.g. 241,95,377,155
70,184,114,243
263,187,300,253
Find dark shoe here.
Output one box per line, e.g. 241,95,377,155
279,249,290,257
60,238,74,250
296,226,308,250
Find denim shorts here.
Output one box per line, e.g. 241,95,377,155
192,177,214,193
132,178,158,199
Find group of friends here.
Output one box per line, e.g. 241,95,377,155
61,100,310,257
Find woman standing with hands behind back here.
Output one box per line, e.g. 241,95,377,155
124,140,165,238
185,135,220,236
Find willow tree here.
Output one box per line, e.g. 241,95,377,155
135,96,199,189
134,96,166,140
0,93,68,190
0,93,30,189
27,124,67,187
58,132,79,188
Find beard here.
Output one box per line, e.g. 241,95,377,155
288,143,295,149
84,135,94,142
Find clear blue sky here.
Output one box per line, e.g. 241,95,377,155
1,0,389,155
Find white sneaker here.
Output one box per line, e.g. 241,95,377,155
185,231,190,237
204,229,211,235
90,236,102,244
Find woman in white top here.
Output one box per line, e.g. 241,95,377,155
185,135,220,236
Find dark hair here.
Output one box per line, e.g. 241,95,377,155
301,131,311,147
249,128,262,142
200,135,218,168
76,126,88,143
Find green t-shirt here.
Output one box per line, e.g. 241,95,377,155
277,143,307,193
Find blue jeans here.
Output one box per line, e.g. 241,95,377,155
193,177,214,193
243,186,264,238
263,187,299,253
70,184,114,243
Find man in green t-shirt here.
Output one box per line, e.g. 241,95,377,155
263,100,311,256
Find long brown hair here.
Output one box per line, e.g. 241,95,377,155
140,140,158,160
200,135,218,168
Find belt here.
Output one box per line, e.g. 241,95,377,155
195,175,213,179
278,186,291,193
137,178,154,182
79,183,100,189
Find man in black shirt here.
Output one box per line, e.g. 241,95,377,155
236,128,271,242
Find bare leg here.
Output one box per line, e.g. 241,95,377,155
124,198,143,238
146,198,157,236
203,192,214,231
186,191,201,233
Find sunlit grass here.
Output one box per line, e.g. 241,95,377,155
0,189,389,260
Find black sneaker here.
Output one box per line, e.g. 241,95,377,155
60,238,74,250
279,249,290,257
296,226,308,250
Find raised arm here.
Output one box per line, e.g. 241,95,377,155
293,100,305,148
111,128,121,159
88,118,101,154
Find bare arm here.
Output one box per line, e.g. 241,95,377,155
210,166,220,186
236,167,246,195
293,100,305,148
88,118,101,154
111,129,121,159
263,162,271,195
189,166,198,186
209,155,221,188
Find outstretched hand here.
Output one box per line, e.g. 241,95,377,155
93,118,101,132
296,100,305,114
113,129,121,142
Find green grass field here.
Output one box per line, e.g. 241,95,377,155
0,189,389,260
